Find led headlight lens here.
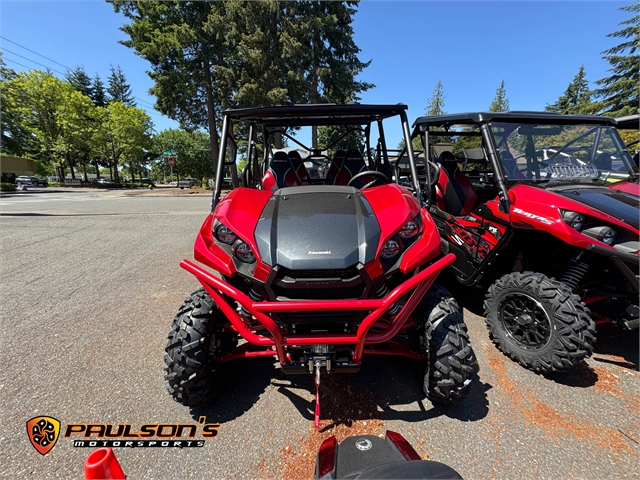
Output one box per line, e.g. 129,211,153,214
562,211,585,230
233,241,256,263
215,224,237,244
381,239,401,259
399,220,420,239
583,226,617,245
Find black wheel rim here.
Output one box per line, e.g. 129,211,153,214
499,293,552,350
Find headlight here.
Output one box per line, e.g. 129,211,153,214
214,224,237,244
583,226,617,245
399,220,420,239
381,240,401,259
562,211,585,230
233,241,256,263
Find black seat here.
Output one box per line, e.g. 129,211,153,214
435,151,477,216
334,149,369,186
287,151,311,184
325,150,346,184
262,151,301,191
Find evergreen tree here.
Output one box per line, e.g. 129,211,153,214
546,66,596,114
426,81,446,116
282,1,373,147
594,3,639,116
489,80,510,112
111,1,231,172
107,65,135,106
65,66,92,98
90,74,107,107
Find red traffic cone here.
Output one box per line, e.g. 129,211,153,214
84,447,125,479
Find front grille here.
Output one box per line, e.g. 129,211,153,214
269,265,366,300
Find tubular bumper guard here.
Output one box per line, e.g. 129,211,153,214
180,253,456,366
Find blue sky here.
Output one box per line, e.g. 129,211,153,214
0,1,630,147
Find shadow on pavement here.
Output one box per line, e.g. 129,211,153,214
187,353,492,426
273,356,490,425
592,323,639,370
188,357,277,423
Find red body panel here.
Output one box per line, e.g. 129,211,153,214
197,188,274,278
506,184,640,249
399,208,442,272
609,180,640,196
362,184,422,250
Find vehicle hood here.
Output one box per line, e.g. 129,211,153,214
549,184,640,230
254,186,381,270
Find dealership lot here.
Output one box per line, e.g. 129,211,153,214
0,193,637,479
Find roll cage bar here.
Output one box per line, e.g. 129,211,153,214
212,104,421,210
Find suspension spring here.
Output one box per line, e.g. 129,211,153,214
374,283,401,316
239,288,264,321
560,257,590,291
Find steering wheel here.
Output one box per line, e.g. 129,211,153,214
347,170,389,189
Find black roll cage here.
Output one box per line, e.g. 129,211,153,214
212,105,421,210
411,112,631,214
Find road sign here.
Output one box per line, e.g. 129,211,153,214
163,150,177,156
168,156,175,167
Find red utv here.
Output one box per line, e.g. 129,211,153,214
164,105,478,422
406,112,639,374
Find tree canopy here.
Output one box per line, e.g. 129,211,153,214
594,3,639,116
109,0,372,171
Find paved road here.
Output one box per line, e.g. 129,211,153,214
1,192,638,479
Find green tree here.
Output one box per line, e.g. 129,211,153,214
0,53,31,156
151,128,213,182
7,71,68,170
594,3,639,116
90,74,108,107
489,80,510,112
546,66,596,114
427,81,446,116
65,66,92,98
55,89,99,180
111,1,231,175
110,0,373,175
96,102,153,183
280,1,373,147
107,65,135,106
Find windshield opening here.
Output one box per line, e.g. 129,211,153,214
490,122,637,184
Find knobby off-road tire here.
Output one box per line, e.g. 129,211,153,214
164,288,237,406
484,272,595,374
421,284,479,403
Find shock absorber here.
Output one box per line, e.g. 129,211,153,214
560,254,590,291
374,283,401,316
239,288,264,322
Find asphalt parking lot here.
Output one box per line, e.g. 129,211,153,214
1,190,638,479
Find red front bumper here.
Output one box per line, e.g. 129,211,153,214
180,253,456,366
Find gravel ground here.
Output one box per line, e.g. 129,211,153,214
0,192,637,479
